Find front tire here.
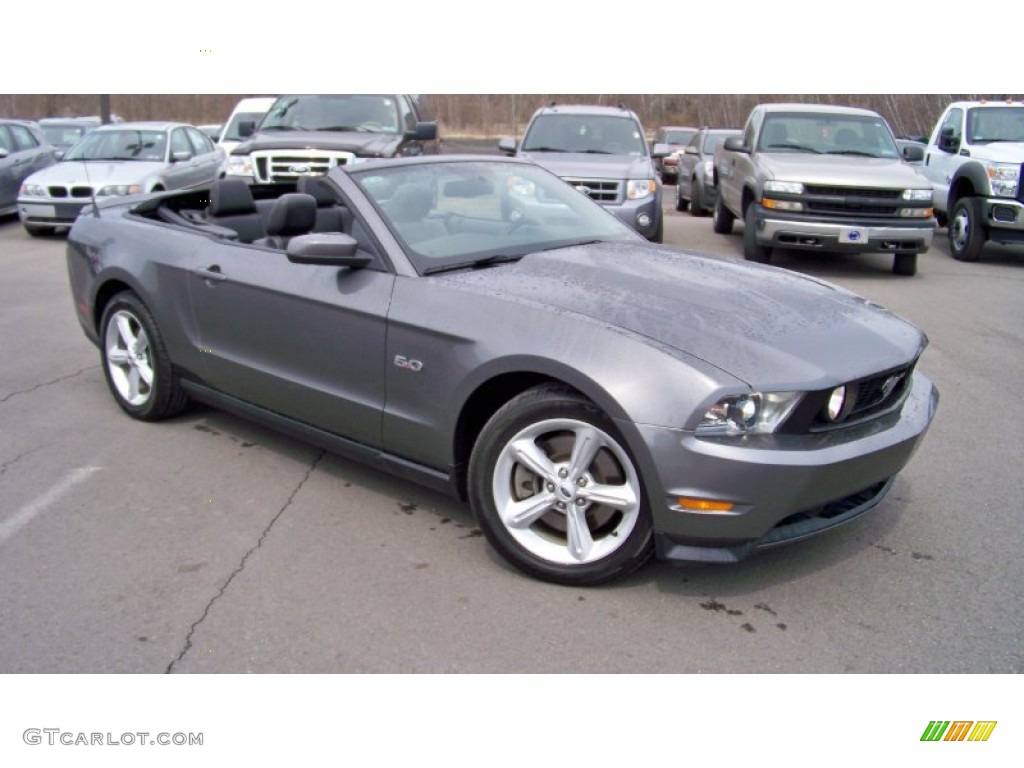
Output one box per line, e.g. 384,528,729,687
712,194,734,234
948,197,986,262
24,224,52,237
99,291,188,421
689,179,707,217
675,185,688,212
468,384,654,586
743,206,772,263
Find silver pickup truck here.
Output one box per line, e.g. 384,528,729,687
712,103,935,276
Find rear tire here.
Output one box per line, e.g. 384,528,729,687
743,206,772,263
712,194,734,234
675,185,688,212
99,291,189,421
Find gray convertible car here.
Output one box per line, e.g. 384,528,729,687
65,155,938,585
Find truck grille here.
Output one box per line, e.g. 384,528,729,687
803,184,905,218
562,177,621,204
251,150,356,183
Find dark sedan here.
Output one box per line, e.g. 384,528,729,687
675,127,741,215
65,156,938,585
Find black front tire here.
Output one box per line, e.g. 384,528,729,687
712,194,734,234
24,224,52,237
99,291,189,421
743,206,772,263
689,179,707,217
948,197,986,262
675,186,688,212
893,252,918,276
468,384,654,586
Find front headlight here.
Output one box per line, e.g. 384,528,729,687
696,392,803,436
226,155,254,177
626,179,655,200
763,180,804,195
983,162,1020,198
901,188,933,202
20,183,47,197
97,184,142,197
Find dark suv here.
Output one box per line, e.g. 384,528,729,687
224,94,439,184
1,120,58,217
499,104,668,242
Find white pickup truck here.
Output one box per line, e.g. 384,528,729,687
918,100,1024,261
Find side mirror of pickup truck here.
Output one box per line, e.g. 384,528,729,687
901,143,925,162
238,120,256,139
938,127,959,153
722,136,748,153
498,137,517,155
406,122,438,142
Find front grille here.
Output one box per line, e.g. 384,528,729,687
779,362,916,434
46,185,94,198
562,177,621,204
803,184,906,219
251,150,355,183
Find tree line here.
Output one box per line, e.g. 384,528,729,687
2,93,1020,140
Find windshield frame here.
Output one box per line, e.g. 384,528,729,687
62,128,169,162
259,95,403,134
521,113,649,156
965,106,1024,144
758,112,901,158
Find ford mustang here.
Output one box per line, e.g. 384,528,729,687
65,155,938,585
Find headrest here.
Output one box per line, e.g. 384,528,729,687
266,193,318,236
209,178,257,216
387,183,434,222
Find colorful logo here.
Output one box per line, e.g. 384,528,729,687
921,721,997,742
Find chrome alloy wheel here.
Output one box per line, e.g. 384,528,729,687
104,309,154,406
491,418,641,566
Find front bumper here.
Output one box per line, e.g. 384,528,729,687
604,195,662,240
17,198,91,228
754,205,935,254
980,197,1024,241
628,370,938,563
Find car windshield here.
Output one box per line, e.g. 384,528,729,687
259,95,401,133
522,114,647,156
351,161,641,274
42,125,89,147
63,129,167,162
702,131,738,154
758,113,900,158
966,106,1024,143
663,129,696,145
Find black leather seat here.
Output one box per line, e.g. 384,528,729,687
386,183,447,244
297,175,352,233
206,179,266,243
254,193,318,250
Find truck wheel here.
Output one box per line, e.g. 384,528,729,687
893,253,917,276
948,197,986,262
743,206,772,263
675,184,688,212
712,195,734,234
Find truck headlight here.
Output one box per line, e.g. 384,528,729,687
984,162,1020,198
901,188,933,202
696,392,803,436
763,180,804,195
226,156,254,177
626,179,655,200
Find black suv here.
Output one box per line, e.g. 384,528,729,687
224,94,439,184
499,104,668,242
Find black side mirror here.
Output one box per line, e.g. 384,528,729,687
938,126,959,153
902,143,925,162
406,122,438,142
238,120,256,138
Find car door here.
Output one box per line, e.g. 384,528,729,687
185,127,223,184
922,107,963,210
186,228,394,448
0,125,17,209
164,127,202,189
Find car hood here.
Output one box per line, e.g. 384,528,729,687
518,152,656,180
759,153,927,187
964,141,1024,162
26,160,166,186
233,130,401,157
436,243,925,389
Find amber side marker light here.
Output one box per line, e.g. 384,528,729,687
678,498,735,512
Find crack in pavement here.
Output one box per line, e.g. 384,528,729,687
0,365,100,404
0,447,42,478
165,449,325,674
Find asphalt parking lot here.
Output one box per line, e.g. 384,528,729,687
0,191,1022,674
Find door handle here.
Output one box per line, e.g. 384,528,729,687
194,265,227,283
